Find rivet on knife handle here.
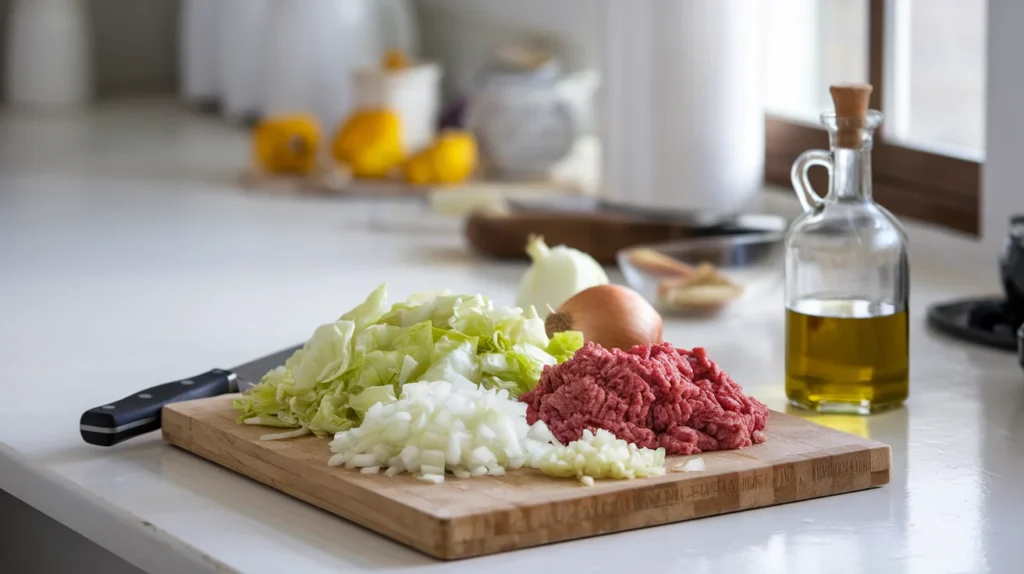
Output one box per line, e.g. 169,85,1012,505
79,369,237,447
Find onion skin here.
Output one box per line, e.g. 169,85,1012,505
545,284,663,351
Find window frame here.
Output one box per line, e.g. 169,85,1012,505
763,0,981,235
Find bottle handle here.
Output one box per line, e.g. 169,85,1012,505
790,150,833,213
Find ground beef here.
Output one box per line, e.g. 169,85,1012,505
521,342,769,455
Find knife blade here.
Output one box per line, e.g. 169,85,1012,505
79,344,302,447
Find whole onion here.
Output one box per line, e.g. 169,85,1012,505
544,284,663,351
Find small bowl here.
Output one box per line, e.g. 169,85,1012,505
616,230,786,316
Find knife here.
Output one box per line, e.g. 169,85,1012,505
79,344,302,447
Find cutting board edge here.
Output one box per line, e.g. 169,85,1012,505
439,442,891,559
161,399,893,560
161,405,458,558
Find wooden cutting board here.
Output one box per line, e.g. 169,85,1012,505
162,396,890,560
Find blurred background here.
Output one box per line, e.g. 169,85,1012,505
0,0,988,236
0,0,986,150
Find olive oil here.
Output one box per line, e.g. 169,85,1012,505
784,84,910,415
785,298,908,414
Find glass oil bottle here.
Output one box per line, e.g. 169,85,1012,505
784,84,909,414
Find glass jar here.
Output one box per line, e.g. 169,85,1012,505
784,86,910,415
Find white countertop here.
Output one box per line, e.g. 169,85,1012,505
0,101,1021,574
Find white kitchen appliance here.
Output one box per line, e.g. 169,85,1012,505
466,70,579,180
600,0,764,225
464,46,600,181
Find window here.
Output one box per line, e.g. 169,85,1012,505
763,0,985,235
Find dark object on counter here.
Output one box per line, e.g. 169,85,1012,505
239,111,262,129
1019,325,1024,369
1000,215,1024,309
439,96,468,130
190,99,221,115
927,297,1022,351
79,344,301,446
464,209,787,265
928,215,1024,354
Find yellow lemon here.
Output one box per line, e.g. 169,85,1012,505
332,109,405,178
404,130,478,185
252,114,320,174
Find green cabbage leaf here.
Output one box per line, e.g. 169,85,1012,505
234,284,583,436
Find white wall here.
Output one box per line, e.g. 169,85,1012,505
983,1,1024,252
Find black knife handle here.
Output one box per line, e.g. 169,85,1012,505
79,369,236,447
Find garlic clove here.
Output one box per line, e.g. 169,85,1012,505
656,264,744,312
516,235,609,318
627,248,698,279
659,283,744,311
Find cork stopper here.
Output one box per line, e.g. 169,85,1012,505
829,83,873,149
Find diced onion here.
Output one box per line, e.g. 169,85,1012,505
534,429,667,485
327,381,669,485
327,381,560,483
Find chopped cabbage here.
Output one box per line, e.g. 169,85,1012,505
545,330,584,363
234,284,583,436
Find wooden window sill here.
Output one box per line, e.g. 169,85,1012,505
764,116,980,235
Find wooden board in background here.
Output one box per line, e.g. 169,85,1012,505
162,395,890,560
463,211,788,264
